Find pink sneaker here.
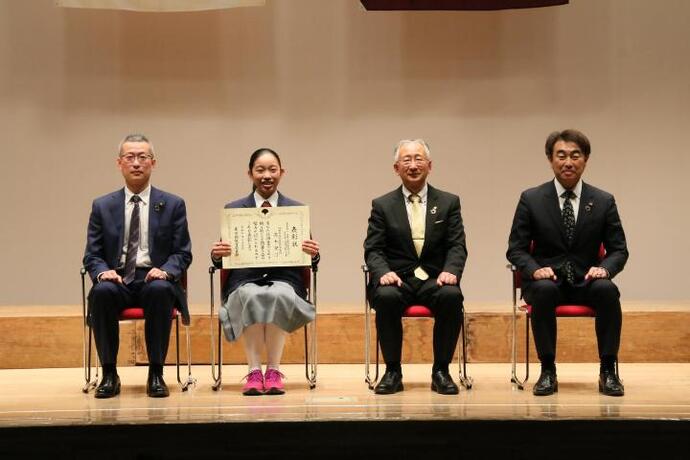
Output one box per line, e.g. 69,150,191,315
242,369,264,396
264,368,286,395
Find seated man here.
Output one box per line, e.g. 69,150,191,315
83,134,192,398
507,129,628,396
364,139,468,395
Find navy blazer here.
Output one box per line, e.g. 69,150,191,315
216,192,318,302
506,180,628,292
364,184,468,295
83,186,193,322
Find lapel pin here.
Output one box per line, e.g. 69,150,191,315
430,206,437,215
585,201,593,212
154,201,165,212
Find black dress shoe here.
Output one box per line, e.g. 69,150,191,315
374,370,403,394
95,373,121,399
431,370,459,395
533,369,558,396
599,369,624,396
147,372,170,398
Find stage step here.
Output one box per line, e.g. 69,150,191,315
0,304,688,368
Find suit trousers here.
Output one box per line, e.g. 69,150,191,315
88,268,175,366
371,277,463,370
523,278,622,362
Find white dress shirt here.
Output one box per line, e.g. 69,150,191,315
554,178,582,222
401,183,428,227
253,190,279,208
120,185,153,268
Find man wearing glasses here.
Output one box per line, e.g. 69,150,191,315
507,129,628,396
364,139,468,395
83,134,192,398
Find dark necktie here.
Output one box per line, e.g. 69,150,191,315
261,200,272,208
561,190,576,284
123,195,141,285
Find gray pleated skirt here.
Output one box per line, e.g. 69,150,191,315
219,281,315,342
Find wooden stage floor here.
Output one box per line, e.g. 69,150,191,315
1,363,689,428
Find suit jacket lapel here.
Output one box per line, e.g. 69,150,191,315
109,189,126,262
542,182,567,243
573,183,593,243
392,187,416,257
421,185,439,258
242,192,255,208
148,187,161,255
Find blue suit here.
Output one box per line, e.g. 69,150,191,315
83,186,192,365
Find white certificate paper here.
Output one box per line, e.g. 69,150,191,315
220,206,311,269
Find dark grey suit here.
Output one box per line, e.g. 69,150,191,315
364,185,468,370
507,180,628,362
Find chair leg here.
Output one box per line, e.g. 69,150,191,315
212,320,223,391
82,325,99,393
457,314,473,390
510,309,529,390
364,303,379,390
175,316,196,392
81,269,98,393
304,320,317,389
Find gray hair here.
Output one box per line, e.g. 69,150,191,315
393,139,431,162
118,133,155,157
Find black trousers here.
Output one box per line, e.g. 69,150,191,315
371,277,463,370
88,268,175,367
523,278,622,362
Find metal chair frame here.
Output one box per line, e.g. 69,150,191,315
208,264,318,391
80,268,196,393
508,244,618,390
362,265,473,391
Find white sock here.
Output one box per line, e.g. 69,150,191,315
265,323,287,371
242,323,265,373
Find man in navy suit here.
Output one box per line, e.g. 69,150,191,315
364,139,468,395
507,129,628,396
83,134,192,398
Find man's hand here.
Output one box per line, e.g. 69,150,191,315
99,270,123,284
145,267,169,282
532,267,557,280
302,239,320,257
211,241,232,261
585,266,609,280
436,271,457,286
379,271,403,287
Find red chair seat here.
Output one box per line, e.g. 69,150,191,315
119,307,179,320
404,305,433,317
520,304,596,317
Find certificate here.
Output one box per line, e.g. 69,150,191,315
220,206,311,269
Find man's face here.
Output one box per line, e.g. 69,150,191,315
550,140,587,189
248,153,284,199
117,141,155,192
394,143,432,193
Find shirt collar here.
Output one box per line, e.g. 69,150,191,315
253,190,279,207
124,184,151,205
402,183,428,202
553,178,582,199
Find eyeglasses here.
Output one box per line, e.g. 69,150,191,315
398,155,428,166
120,153,153,164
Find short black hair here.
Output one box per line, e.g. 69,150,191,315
545,129,591,159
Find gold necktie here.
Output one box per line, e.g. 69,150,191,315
409,194,428,280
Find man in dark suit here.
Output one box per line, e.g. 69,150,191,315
83,134,192,398
364,139,468,395
507,129,628,396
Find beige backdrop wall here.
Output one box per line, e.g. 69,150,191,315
1,0,688,310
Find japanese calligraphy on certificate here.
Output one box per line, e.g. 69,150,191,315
220,206,311,269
